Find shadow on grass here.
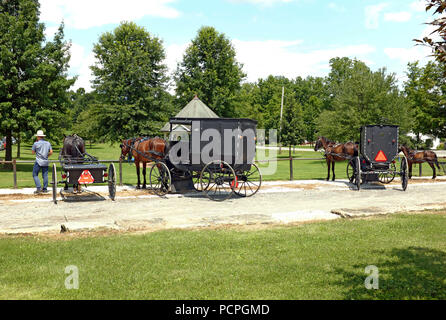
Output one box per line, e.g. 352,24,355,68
334,247,446,299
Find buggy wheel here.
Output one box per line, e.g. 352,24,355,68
51,164,57,204
401,156,409,191
150,161,171,196
201,160,236,201
192,170,210,192
378,162,396,184
108,163,117,201
355,157,361,191
234,163,262,197
346,160,355,183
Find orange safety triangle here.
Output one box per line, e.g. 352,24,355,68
374,150,388,162
78,170,95,184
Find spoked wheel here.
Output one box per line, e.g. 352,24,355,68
200,160,236,201
192,170,210,192
401,156,409,191
346,159,355,183
149,161,171,196
108,163,117,201
378,162,396,184
233,163,262,197
355,157,361,191
52,163,58,204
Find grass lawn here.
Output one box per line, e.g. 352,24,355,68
0,142,443,188
0,212,445,299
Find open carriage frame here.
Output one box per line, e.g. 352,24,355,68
148,117,262,201
50,149,117,204
346,125,409,191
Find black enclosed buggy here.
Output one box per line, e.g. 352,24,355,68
347,125,408,191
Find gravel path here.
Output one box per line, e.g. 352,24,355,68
1,178,446,235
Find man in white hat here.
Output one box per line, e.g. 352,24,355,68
31,130,53,194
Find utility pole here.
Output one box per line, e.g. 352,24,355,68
279,86,284,154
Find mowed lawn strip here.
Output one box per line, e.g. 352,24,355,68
0,213,445,300
1,143,442,188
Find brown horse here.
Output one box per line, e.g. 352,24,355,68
314,137,358,181
399,145,440,179
120,137,167,189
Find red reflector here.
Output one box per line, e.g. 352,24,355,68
375,150,388,162
104,173,108,177
362,160,366,164
62,174,67,179
78,170,95,184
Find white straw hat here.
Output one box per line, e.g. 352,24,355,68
35,130,46,137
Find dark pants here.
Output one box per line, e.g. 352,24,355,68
33,162,49,190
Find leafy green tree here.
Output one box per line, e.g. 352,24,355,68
174,26,245,117
405,61,446,143
280,93,305,155
0,0,75,163
90,22,172,141
316,58,412,142
415,0,446,65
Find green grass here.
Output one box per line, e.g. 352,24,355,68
0,213,445,299
0,143,443,188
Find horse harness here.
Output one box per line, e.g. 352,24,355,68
122,137,166,162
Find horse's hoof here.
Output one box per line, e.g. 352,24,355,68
142,185,147,189
136,186,141,190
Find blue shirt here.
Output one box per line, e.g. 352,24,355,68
32,139,52,167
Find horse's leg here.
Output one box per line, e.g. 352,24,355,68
326,158,331,181
428,162,436,179
408,162,412,179
332,161,336,181
136,161,141,189
142,162,147,189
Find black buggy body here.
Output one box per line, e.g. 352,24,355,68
149,117,262,201
348,125,408,191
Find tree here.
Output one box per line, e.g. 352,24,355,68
280,93,305,155
415,0,446,65
174,26,245,117
90,22,172,141
0,0,75,163
404,61,446,143
316,58,412,142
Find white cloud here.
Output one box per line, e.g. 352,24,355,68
40,0,180,29
229,0,293,6
328,2,345,13
164,39,376,84
68,44,97,91
384,46,432,65
384,11,412,22
232,40,375,82
365,3,388,29
44,26,59,40
410,0,426,12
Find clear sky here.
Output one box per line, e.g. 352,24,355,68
39,0,435,91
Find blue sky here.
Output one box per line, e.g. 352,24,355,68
39,0,434,91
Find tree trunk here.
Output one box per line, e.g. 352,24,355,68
16,134,20,158
4,130,12,169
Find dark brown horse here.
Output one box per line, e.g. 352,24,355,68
314,137,358,181
120,137,167,189
399,145,440,179
60,134,86,192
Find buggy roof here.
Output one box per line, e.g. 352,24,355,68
169,117,257,125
